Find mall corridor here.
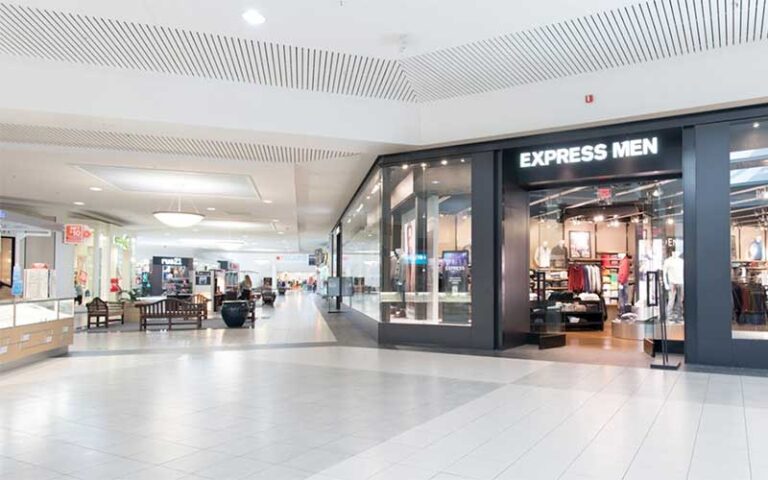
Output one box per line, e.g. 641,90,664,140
3,1,768,479
0,294,763,480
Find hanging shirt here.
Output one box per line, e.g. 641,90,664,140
550,244,568,269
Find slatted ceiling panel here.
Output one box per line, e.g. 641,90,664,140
403,0,768,102
0,123,358,164
0,3,417,102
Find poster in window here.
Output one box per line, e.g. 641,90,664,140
569,231,592,259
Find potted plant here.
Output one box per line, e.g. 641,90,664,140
119,288,141,323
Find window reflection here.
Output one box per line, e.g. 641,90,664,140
731,119,768,339
382,158,472,325
341,170,381,320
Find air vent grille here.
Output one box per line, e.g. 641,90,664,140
0,3,416,102
0,1,765,103
0,123,358,164
403,0,768,101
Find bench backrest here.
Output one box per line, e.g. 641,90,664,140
87,297,108,314
139,298,205,318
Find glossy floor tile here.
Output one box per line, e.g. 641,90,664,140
1,293,766,479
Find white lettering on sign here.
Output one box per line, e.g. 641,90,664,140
161,258,183,266
519,137,658,168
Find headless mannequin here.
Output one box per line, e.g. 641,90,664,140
618,253,632,313
749,236,764,261
535,241,551,268
663,250,684,322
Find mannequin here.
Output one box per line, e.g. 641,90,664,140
550,239,568,269
749,236,764,261
618,253,632,313
535,241,551,269
663,249,684,322
390,249,407,317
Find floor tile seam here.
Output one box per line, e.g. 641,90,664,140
487,381,628,480
409,387,548,474
21,432,208,465
740,376,754,480
618,370,690,480
68,340,340,357
394,387,578,476
216,354,514,386
553,371,656,480
683,374,712,480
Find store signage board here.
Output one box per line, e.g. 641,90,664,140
507,129,682,187
64,224,85,244
152,256,193,267
327,277,341,297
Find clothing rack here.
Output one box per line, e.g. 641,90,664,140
733,281,768,325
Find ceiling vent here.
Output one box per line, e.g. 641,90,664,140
0,3,417,102
0,123,358,164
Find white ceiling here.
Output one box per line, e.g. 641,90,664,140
0,0,767,252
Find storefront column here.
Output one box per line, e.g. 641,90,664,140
684,124,734,365
500,155,530,348
471,152,498,348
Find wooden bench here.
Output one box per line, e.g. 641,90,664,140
138,298,205,331
191,294,210,320
86,298,124,329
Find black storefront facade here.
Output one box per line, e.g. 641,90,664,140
332,104,768,369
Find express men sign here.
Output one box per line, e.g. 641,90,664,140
507,129,682,187
519,137,659,168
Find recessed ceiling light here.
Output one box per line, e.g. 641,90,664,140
73,201,85,206
242,8,266,26
89,187,103,192
432,180,440,184
401,164,409,170
460,158,466,163
666,218,675,225
278,231,285,235
754,122,761,129
272,219,279,222
420,163,427,168
263,199,273,204
441,159,448,165
206,207,216,211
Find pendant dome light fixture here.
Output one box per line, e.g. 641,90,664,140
153,196,204,228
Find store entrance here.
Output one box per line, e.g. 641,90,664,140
523,178,684,366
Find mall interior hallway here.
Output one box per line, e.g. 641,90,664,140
0,294,764,480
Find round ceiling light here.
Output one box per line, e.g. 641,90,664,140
153,211,205,228
242,9,266,26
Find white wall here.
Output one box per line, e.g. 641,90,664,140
419,42,768,145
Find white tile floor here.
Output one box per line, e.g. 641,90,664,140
1,294,766,479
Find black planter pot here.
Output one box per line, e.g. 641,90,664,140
221,300,249,328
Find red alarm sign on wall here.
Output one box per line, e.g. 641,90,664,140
110,278,120,293
585,94,595,104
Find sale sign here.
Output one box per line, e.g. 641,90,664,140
64,224,84,244
64,224,93,245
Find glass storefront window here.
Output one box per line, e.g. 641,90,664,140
731,118,768,339
341,170,382,320
381,157,472,325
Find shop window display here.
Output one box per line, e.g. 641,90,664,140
730,118,768,339
529,180,684,346
341,170,382,320
381,157,472,325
